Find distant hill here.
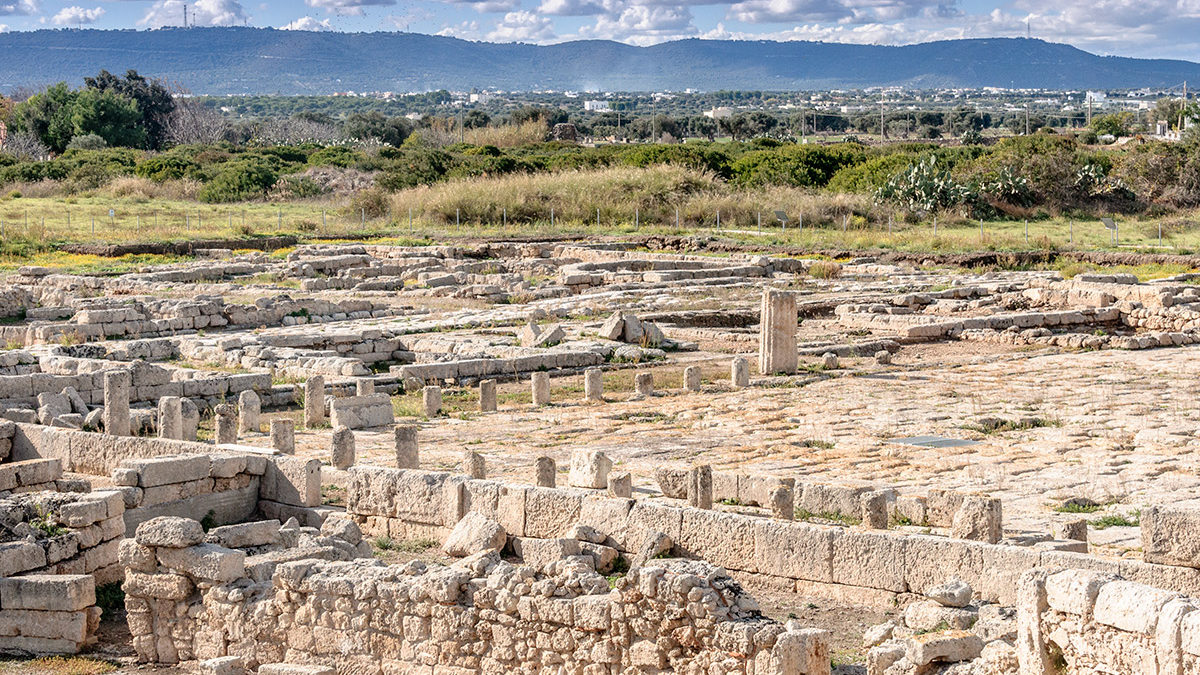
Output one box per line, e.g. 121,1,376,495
1,28,1199,94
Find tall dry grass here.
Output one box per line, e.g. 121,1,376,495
387,164,885,229
462,121,548,147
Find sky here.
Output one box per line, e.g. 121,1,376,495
1,0,1199,61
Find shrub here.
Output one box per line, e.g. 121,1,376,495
66,133,107,151
198,159,277,203
135,155,199,182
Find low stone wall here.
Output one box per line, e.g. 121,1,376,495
124,512,832,674
113,452,268,534
0,457,64,495
12,424,230,476
0,489,126,583
0,575,100,655
1017,568,1200,673
346,467,1200,608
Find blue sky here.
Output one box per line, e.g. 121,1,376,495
1,0,1198,61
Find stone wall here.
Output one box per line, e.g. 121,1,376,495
112,452,269,534
0,489,126,583
345,466,1200,608
1017,568,1200,674
123,513,832,674
0,574,100,655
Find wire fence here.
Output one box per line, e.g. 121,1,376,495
0,202,1184,252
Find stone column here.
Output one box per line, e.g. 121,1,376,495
356,379,375,396
270,419,295,454
758,288,798,375
422,386,442,418
688,465,713,510
331,426,356,470
214,403,237,445
683,366,702,392
479,379,497,413
304,375,325,429
607,472,632,498
822,352,839,370
535,457,556,487
394,425,419,469
103,370,131,437
462,451,486,479
180,398,199,442
769,486,793,520
238,391,260,434
584,368,603,402
158,396,182,440
730,356,750,389
531,372,550,406
1053,520,1088,543
633,372,654,398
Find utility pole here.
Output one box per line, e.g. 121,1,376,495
1025,104,1030,135
183,4,187,27
1182,81,1188,132
1087,98,1093,127
880,98,885,144
458,106,464,143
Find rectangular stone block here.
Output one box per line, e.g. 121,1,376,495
0,575,94,611
0,541,47,577
1093,580,1178,634
523,487,584,540
752,520,834,583
261,456,321,508
1142,506,1200,568
123,454,211,488
626,501,684,554
677,509,757,574
903,535,986,596
830,529,906,593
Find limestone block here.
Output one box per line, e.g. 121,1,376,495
677,509,757,573
535,456,556,488
523,487,584,539
156,543,246,582
902,599,977,631
331,426,356,470
270,419,295,455
237,391,260,434
584,368,603,402
461,450,485,479
531,372,550,406
421,386,441,418
394,425,418,469
830,529,905,593
0,575,94,611
123,454,210,488
607,471,631,498
926,578,973,607
568,450,612,489
442,512,506,557
1093,580,1179,634
752,520,834,583
950,495,1003,544
683,366,701,392
731,356,750,388
206,520,281,549
904,631,982,667
632,372,654,398
654,467,689,499
512,537,580,569
261,456,321,508
303,376,325,429
759,288,798,375
478,379,497,412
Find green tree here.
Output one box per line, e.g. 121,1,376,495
83,70,175,149
1090,113,1132,138
71,88,147,149
462,110,491,129
13,83,79,153
344,111,411,146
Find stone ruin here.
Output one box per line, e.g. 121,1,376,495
1,240,1200,673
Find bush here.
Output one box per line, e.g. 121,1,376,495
347,188,390,219
66,133,107,151
730,144,867,188
376,149,452,191
135,155,199,182
198,159,277,202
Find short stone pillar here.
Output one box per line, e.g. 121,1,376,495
331,426,356,470
394,425,419,469
238,390,260,434
535,457,556,487
683,366,702,392
422,386,442,418
584,368,603,402
951,495,1003,544
607,472,632,498
688,464,713,510
214,404,237,445
758,288,798,375
769,486,793,520
860,491,888,529
304,375,325,429
1053,519,1088,543
531,372,550,406
479,379,497,413
103,370,131,437
181,398,199,442
462,451,486,479
270,418,295,454
569,450,612,489
356,379,375,396
730,357,750,389
822,352,839,370
875,350,892,365
633,372,654,398
158,396,182,440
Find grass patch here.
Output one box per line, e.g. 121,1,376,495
321,484,346,507
0,657,118,675
795,508,860,526
798,439,835,450
1091,511,1140,529
396,537,440,553
1053,502,1102,514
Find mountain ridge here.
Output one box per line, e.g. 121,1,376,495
1,28,1198,94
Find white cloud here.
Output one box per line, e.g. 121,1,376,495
51,5,104,25
0,0,36,16
280,15,334,29
304,0,395,16
141,0,248,26
436,19,480,37
486,10,556,40
726,0,954,25
0,23,7,30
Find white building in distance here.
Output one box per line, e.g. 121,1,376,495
584,100,611,112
